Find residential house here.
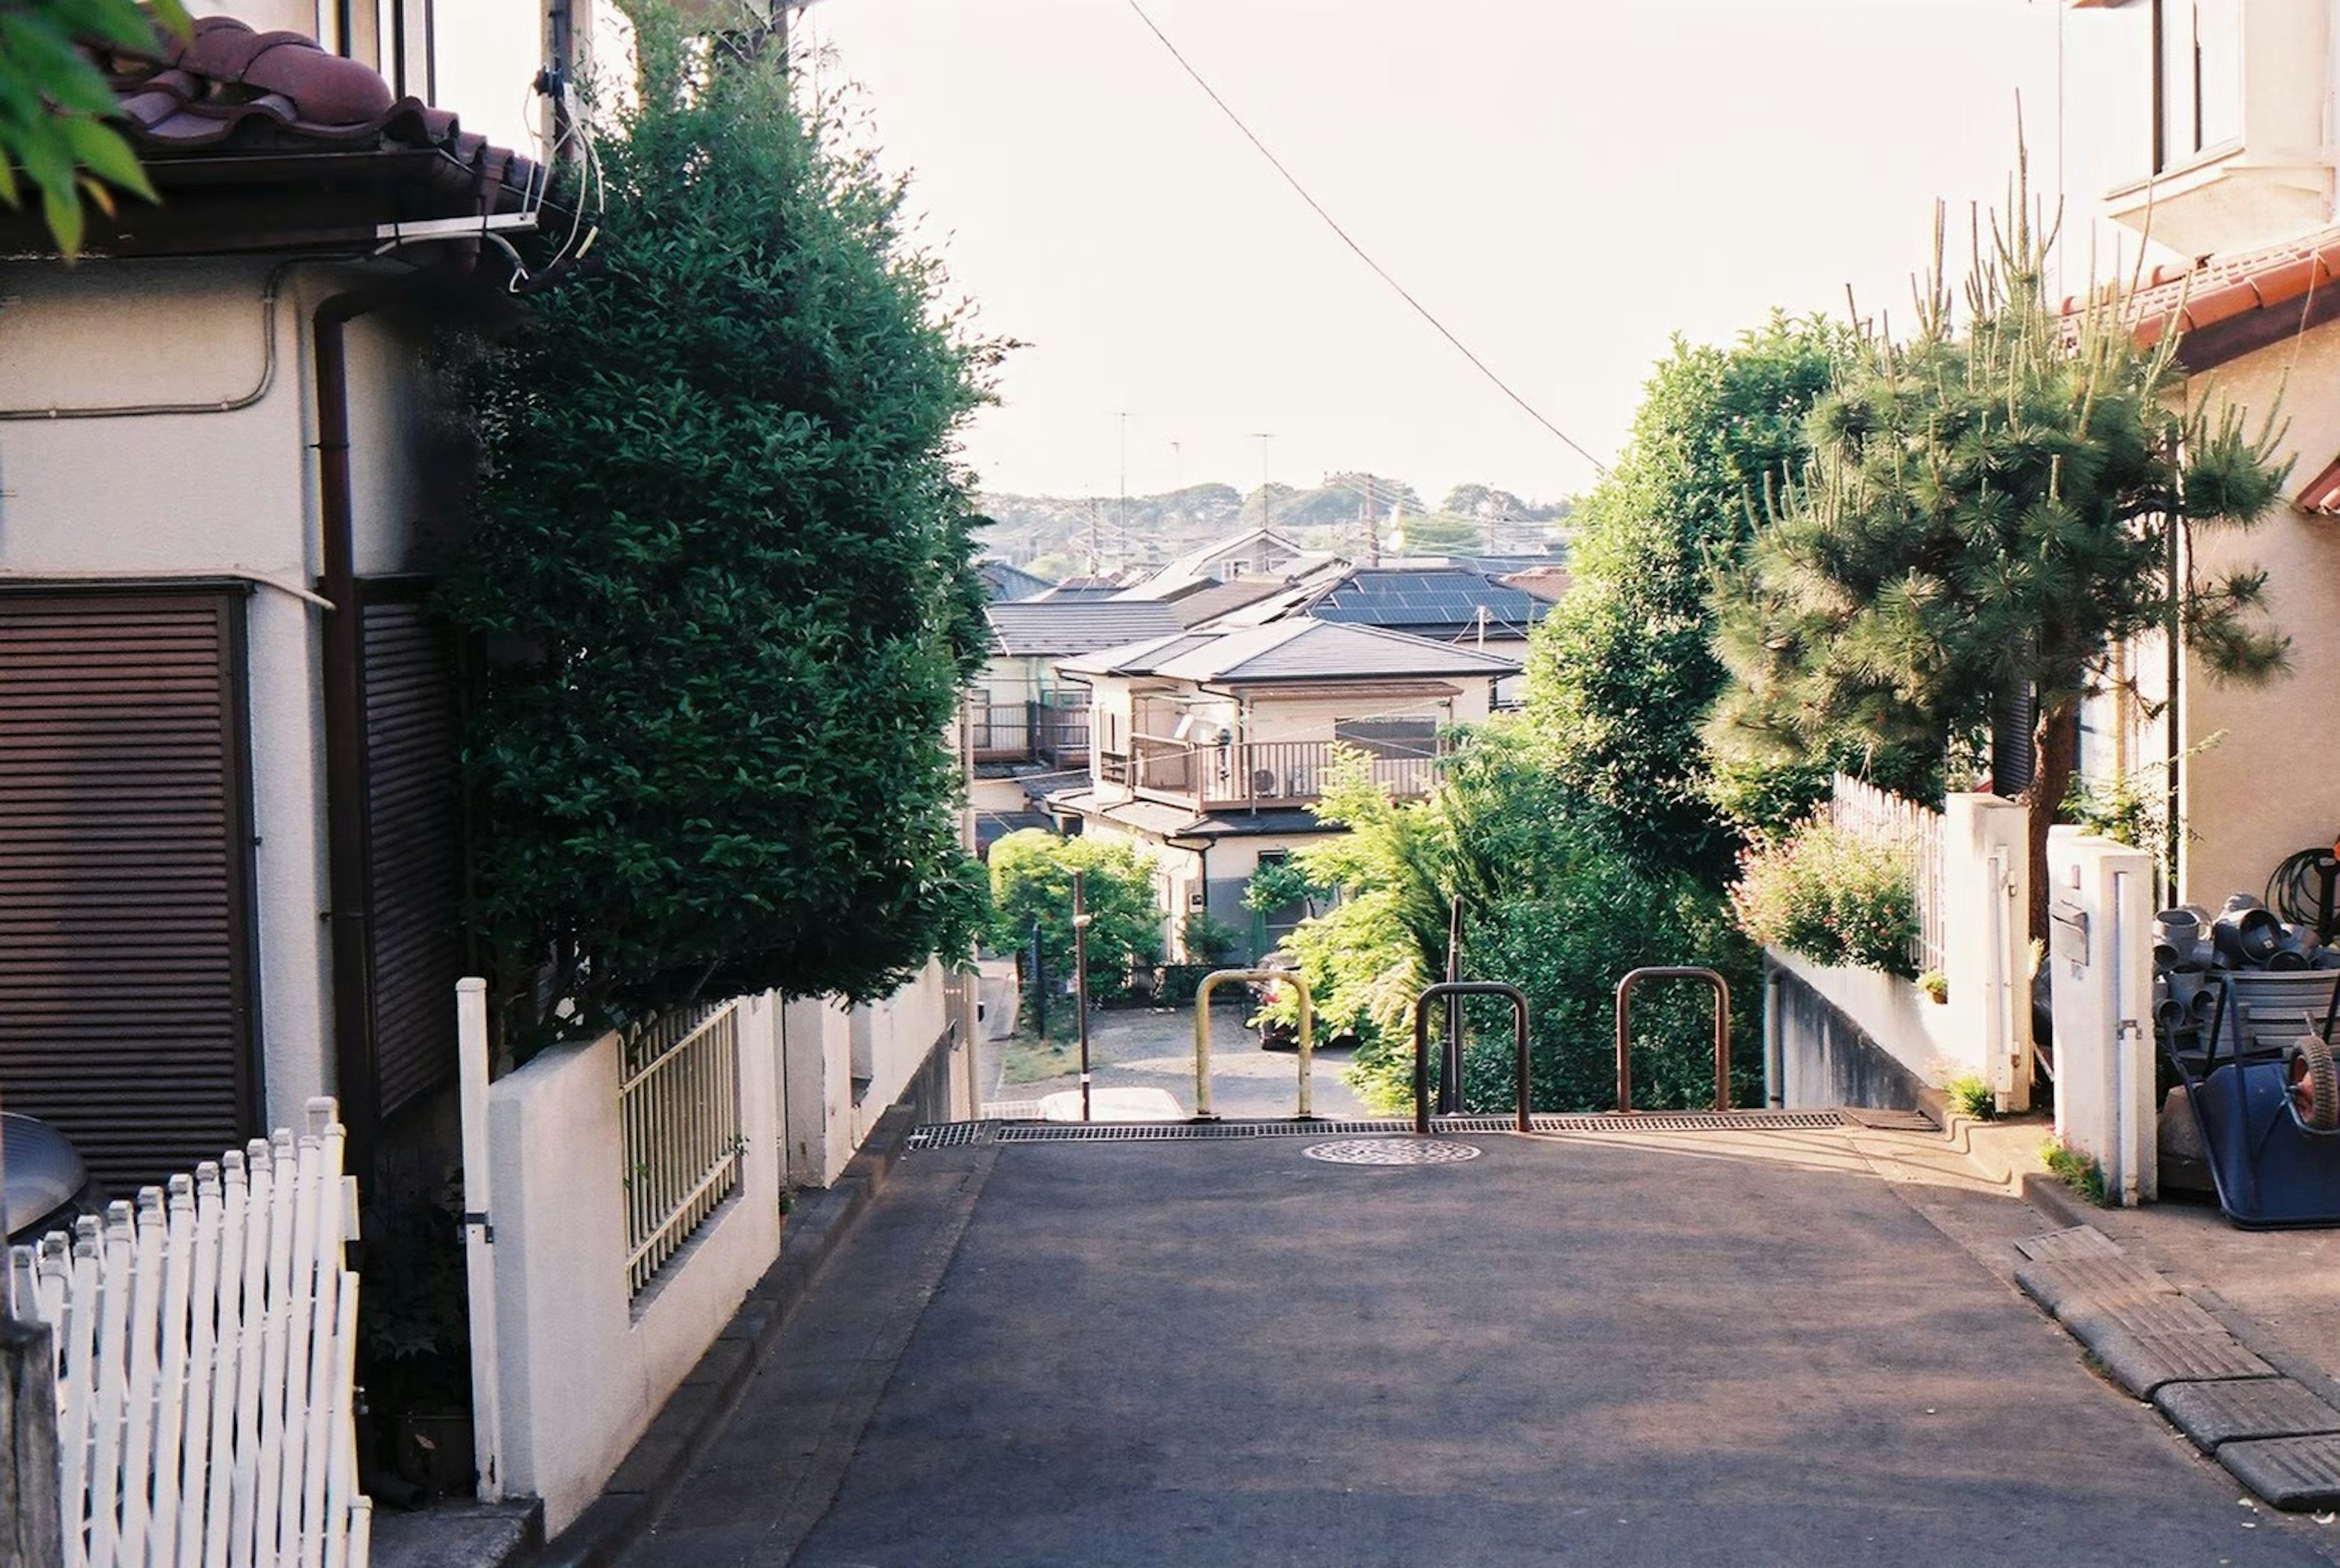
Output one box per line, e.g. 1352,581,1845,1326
0,7,567,1191
966,598,1183,851
1048,621,1519,959
1202,556,1555,706
2060,0,2340,907
978,558,1052,603
1136,524,1310,592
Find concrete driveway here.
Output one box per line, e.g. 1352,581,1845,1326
623,1121,2340,1567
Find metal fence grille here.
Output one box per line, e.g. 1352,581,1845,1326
1829,773,1946,978
620,1001,742,1297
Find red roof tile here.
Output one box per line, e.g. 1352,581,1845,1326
93,16,538,212
2296,453,2340,516
2089,225,2340,371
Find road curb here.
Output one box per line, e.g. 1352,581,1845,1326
2013,1180,2340,1512
528,1101,921,1568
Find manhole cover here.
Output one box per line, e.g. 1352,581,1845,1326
1303,1138,1481,1166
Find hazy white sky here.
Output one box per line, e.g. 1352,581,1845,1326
805,0,2068,505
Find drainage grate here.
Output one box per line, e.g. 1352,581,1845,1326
905,1121,998,1150
907,1109,1850,1148
1304,1138,1482,1166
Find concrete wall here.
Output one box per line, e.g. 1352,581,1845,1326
1768,951,1961,1112
1768,957,1932,1113
1767,793,2032,1112
486,993,784,1535
781,960,955,1187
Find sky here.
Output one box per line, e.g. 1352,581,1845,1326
803,0,2072,506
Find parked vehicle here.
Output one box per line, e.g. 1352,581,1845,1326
4,1111,93,1243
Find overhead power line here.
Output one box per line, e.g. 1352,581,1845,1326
1122,0,1611,481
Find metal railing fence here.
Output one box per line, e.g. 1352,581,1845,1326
619,1001,743,1297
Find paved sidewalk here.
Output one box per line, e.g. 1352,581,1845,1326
618,1121,2340,1566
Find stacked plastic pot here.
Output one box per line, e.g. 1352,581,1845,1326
2152,896,2340,1057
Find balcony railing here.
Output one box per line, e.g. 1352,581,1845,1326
971,700,1090,767
1122,734,1441,810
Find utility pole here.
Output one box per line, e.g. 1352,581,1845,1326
1250,433,1274,531
1115,411,1132,562
1361,473,1380,567
1072,871,1094,1123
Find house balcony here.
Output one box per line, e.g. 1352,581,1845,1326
971,701,1091,768
1107,734,1443,812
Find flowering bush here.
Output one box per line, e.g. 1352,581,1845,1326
1729,820,1919,978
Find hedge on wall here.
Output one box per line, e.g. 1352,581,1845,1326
439,7,994,1042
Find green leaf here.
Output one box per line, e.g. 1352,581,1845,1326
59,118,155,200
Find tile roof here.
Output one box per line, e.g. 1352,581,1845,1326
93,15,540,211
2070,225,2340,374
985,600,1184,658
2296,453,2340,516
1059,619,1520,685
1502,565,1574,603
978,559,1051,603
1160,577,1289,627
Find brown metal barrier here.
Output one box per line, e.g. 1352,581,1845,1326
1193,969,1314,1120
1614,966,1731,1113
1411,982,1531,1134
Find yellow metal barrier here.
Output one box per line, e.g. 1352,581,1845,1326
1192,969,1314,1119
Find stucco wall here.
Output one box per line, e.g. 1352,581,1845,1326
0,258,445,1129
2174,329,2340,906
781,960,953,1187
486,994,784,1536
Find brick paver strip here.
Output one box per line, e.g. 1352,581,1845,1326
2221,1435,2340,1511
2013,1226,2123,1263
2014,1254,2176,1316
2157,1378,2340,1453
2091,1325,2277,1398
2063,1291,2234,1343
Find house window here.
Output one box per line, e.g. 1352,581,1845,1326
1333,717,1439,759
2155,0,2242,173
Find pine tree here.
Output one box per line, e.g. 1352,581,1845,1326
1707,179,2291,933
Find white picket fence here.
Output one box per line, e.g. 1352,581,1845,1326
4,1098,370,1568
1830,773,1948,978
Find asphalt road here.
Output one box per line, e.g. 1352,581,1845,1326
625,1127,2340,1567
985,1002,1375,1121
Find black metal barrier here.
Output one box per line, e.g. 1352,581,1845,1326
1411,982,1531,1134
1614,966,1731,1113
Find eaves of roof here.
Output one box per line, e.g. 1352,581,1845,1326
2079,225,2340,375
9,16,547,258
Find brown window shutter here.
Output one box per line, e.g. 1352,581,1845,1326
360,588,462,1119
0,589,258,1192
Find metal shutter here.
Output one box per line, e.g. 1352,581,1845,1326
0,590,257,1191
360,589,461,1118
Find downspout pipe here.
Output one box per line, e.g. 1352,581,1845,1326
314,261,461,1185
